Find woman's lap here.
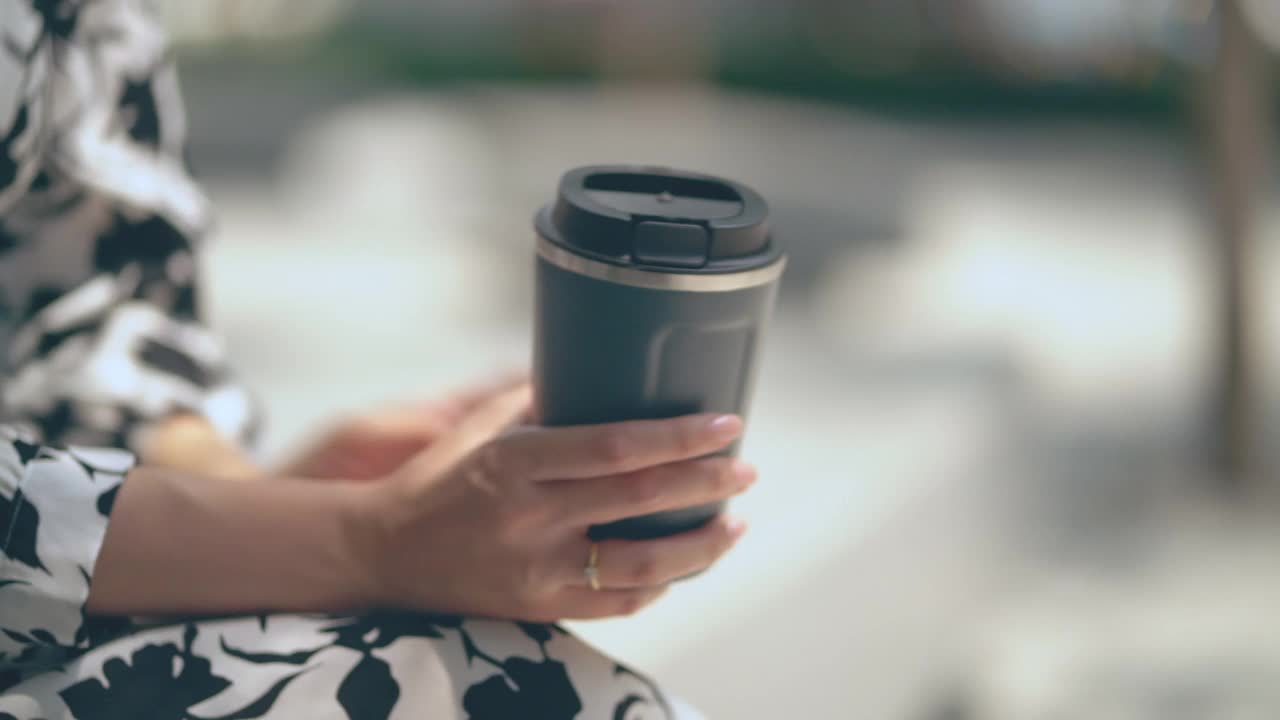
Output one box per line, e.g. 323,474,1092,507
2,612,675,719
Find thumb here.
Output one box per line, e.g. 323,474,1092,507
397,384,532,482
428,372,532,424
375,375,531,436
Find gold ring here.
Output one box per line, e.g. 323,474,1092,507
584,542,601,591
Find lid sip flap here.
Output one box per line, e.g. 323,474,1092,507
537,165,776,272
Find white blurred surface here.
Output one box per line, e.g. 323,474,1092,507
818,161,1213,430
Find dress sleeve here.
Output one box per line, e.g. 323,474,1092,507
0,2,247,675
1,0,257,453
0,428,132,674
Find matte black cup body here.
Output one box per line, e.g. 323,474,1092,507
533,165,784,541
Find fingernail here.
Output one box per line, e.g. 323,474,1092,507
707,414,743,440
727,518,748,540
732,460,756,489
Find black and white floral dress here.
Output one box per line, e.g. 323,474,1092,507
0,2,682,718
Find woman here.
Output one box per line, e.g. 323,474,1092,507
0,1,756,717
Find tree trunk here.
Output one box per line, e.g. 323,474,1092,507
1204,0,1270,484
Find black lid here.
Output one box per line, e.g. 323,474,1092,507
535,165,778,273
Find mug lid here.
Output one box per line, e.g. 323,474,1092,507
535,165,778,274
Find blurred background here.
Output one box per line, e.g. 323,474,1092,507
165,1,1280,717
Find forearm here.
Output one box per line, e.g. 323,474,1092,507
86,467,379,616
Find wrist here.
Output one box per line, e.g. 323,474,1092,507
331,479,394,609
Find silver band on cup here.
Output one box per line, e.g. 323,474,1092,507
536,235,786,293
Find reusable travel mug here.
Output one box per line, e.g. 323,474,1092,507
533,165,785,540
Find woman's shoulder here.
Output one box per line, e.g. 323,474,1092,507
0,0,52,215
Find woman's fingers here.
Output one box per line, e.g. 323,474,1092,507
493,413,744,482
567,515,747,590
354,374,532,440
546,457,755,527
401,385,532,480
541,516,744,617
431,371,532,421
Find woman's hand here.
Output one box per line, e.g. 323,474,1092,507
137,413,262,480
137,373,526,482
278,373,528,480
357,385,755,621
87,382,753,622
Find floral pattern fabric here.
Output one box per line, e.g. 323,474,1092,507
0,1,686,717
3,613,673,719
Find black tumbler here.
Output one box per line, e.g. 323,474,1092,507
533,165,785,540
